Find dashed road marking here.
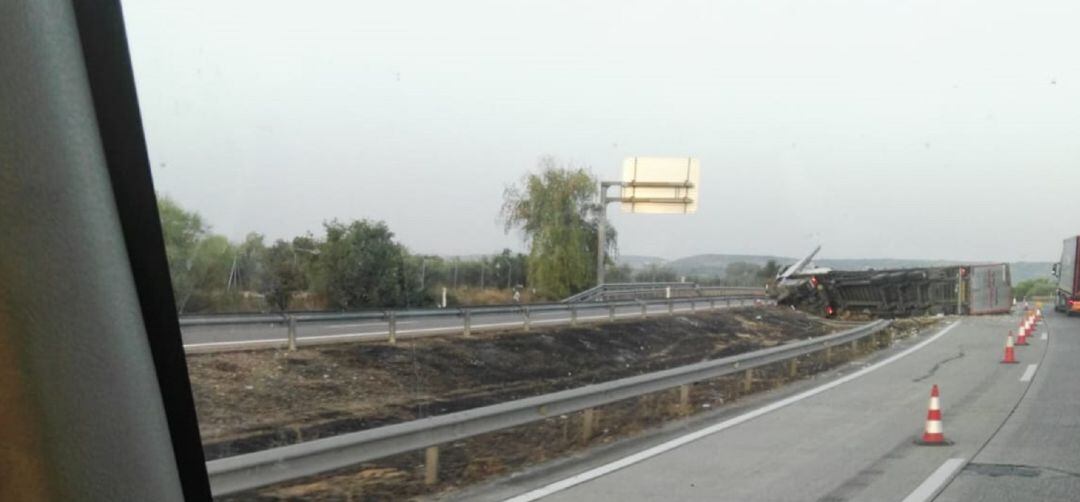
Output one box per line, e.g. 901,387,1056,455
1020,364,1038,382
901,457,966,502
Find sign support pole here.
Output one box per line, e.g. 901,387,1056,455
597,182,617,286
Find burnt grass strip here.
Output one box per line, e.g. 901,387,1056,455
191,306,829,459
190,309,939,500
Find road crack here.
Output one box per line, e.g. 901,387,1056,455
912,350,965,382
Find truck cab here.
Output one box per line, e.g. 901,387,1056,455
1052,236,1080,315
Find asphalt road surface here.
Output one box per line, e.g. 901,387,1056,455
181,298,756,351
457,307,1077,502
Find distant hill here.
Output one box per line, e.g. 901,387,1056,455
630,253,1053,284
665,254,789,278
1010,262,1054,283
615,255,668,267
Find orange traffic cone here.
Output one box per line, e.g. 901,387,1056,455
1016,328,1029,346
1002,334,1018,363
917,384,950,445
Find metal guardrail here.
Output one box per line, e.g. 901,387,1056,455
206,319,890,495
181,294,768,352
596,285,765,303
561,282,764,303
562,282,695,303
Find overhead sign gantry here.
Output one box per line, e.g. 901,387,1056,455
597,157,700,285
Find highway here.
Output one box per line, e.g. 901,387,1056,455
455,308,1078,502
180,298,756,350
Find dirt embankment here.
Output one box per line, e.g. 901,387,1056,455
188,306,835,459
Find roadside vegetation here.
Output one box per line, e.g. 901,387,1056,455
159,157,609,314
607,260,779,288
159,195,530,314
1013,277,1056,300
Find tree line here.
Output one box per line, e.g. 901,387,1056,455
605,260,779,287
159,196,528,314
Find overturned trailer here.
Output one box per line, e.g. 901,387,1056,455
772,259,1012,318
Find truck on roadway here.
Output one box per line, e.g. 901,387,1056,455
771,247,1012,318
1052,235,1080,315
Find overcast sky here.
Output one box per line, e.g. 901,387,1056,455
121,0,1078,263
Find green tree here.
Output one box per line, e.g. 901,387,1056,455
315,219,407,309
157,196,238,313
634,264,677,283
501,157,614,298
261,240,308,311
232,232,267,292
1013,277,1056,299
605,263,635,283
758,260,780,281
158,195,207,311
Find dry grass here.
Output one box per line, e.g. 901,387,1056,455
448,287,545,305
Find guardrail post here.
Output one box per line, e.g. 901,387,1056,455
742,369,753,393
640,302,647,319
570,305,578,326
710,299,716,310
824,346,832,364
690,300,696,313
849,339,858,352
788,358,798,378
424,446,439,485
608,305,616,322
523,307,531,331
726,297,732,307
668,301,674,315
388,311,397,345
287,315,297,351
462,309,471,337
679,384,691,413
582,408,595,442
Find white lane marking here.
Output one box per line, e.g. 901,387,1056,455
1041,332,1048,341
503,321,962,502
323,321,414,329
901,458,966,502
1020,364,1038,382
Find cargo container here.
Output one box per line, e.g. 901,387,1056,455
1052,236,1080,314
773,263,1012,317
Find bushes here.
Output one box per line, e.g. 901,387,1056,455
1013,277,1056,299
